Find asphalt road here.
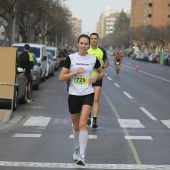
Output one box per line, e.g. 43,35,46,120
0,56,170,170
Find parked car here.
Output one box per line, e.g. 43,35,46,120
142,52,150,61
148,53,159,63
46,46,60,71
135,51,143,60
32,53,41,90
47,52,55,76
0,47,28,111
12,43,47,82
164,54,170,66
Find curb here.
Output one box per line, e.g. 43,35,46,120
0,110,13,126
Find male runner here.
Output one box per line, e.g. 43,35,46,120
87,33,109,128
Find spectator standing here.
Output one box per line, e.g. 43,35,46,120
19,44,34,103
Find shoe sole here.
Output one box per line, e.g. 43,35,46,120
92,122,98,128
73,157,79,161
77,160,85,166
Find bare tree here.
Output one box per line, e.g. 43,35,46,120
0,0,16,45
0,0,73,46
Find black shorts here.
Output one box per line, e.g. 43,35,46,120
68,93,94,114
26,73,32,83
92,79,103,87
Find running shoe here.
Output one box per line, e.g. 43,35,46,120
27,98,34,103
92,120,98,128
73,148,80,161
87,118,91,126
77,154,85,166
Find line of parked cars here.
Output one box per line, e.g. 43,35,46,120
132,51,159,63
12,43,60,89
0,43,60,111
132,50,170,66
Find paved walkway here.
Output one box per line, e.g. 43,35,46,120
0,110,6,122
0,109,12,125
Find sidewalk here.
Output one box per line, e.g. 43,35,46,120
0,109,12,125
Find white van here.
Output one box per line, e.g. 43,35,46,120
46,46,60,71
12,43,47,81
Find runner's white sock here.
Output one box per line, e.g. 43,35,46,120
79,130,88,156
73,129,80,149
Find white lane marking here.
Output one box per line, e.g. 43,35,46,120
118,119,145,128
114,83,120,87
161,120,170,128
13,134,41,138
107,77,112,81
125,136,153,140
123,91,133,99
0,161,170,169
69,135,97,139
36,127,46,129
23,116,51,127
140,107,157,121
122,64,170,83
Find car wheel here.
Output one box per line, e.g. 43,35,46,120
51,72,54,76
12,89,18,111
33,84,39,90
20,86,27,104
41,73,46,82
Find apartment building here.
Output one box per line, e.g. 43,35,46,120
71,16,82,38
131,0,170,27
96,7,130,38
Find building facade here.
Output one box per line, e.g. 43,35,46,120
131,0,170,27
71,16,82,38
96,7,130,38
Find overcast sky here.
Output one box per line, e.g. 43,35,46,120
63,0,131,34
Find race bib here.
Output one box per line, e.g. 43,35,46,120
116,61,120,65
73,74,89,90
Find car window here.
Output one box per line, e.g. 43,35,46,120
47,52,53,60
47,49,55,56
30,48,40,58
33,55,38,65
13,46,40,58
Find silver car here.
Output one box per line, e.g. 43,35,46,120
32,53,41,90
47,52,55,76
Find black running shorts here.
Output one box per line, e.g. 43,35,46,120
68,93,94,114
26,73,32,83
92,79,103,87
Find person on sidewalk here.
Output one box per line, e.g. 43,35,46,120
87,32,109,128
19,44,34,103
59,34,104,166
